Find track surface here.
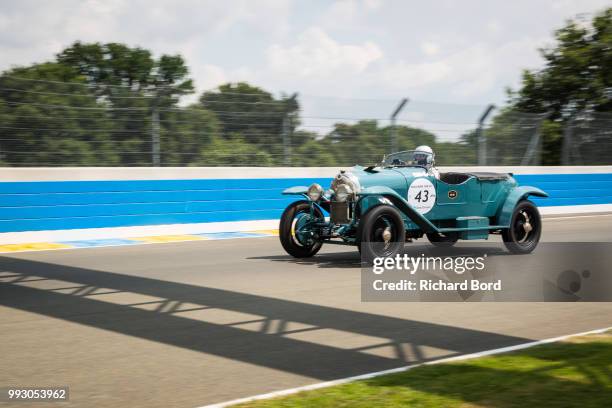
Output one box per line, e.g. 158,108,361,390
1,215,612,407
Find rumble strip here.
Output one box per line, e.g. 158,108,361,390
0,230,279,254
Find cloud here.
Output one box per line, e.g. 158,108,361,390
318,0,384,30
486,20,503,35
188,64,255,94
371,33,550,99
196,64,229,90
267,27,383,77
363,0,383,10
550,0,610,14
0,0,291,70
420,41,440,56
378,60,451,89
0,0,609,109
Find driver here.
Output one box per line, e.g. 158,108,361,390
413,145,439,179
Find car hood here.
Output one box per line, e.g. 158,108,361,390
347,165,428,195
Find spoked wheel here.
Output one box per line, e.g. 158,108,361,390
358,205,405,263
426,232,458,248
502,200,542,254
279,200,324,258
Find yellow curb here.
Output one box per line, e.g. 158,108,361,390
129,235,207,243
247,229,279,236
0,242,73,253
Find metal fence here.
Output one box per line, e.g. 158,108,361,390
0,76,610,167
482,111,549,166
562,112,612,165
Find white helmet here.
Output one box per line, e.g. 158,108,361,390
414,145,434,155
413,145,435,167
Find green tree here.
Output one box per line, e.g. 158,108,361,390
56,42,195,165
511,8,612,118
193,134,274,166
57,42,193,104
480,108,548,165
200,83,299,163
0,42,206,166
292,138,337,167
507,8,612,164
0,63,117,166
389,125,437,152
312,120,440,167
160,105,221,165
327,120,382,165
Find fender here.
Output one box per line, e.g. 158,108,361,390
359,186,438,233
282,186,309,195
282,186,331,213
497,186,548,227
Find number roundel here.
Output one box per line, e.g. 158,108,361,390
407,178,436,214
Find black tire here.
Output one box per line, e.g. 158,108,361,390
426,232,458,248
502,200,542,254
279,201,323,258
358,205,406,263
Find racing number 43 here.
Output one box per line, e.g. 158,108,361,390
415,190,429,202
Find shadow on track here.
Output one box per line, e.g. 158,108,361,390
248,250,362,268
0,254,528,381
249,243,512,269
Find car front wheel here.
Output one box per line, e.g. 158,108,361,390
279,200,324,258
358,205,406,263
502,200,542,254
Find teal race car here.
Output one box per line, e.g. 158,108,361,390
279,148,548,261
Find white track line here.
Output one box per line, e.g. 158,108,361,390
199,326,612,408
2,213,610,254
544,213,612,221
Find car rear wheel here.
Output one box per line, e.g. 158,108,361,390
426,232,458,248
279,201,324,258
358,205,405,263
502,200,541,254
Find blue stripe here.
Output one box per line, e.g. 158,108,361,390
0,189,292,206
197,232,270,239
0,173,609,233
0,198,298,220
0,209,286,232
0,178,330,194
60,239,139,247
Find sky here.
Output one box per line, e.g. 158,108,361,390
0,0,609,138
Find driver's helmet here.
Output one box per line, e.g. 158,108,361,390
413,145,434,167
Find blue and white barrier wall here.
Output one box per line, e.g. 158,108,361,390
0,166,611,244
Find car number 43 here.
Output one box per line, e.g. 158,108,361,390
408,178,436,214
414,190,429,202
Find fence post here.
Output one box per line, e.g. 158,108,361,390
282,93,298,166
390,98,408,154
521,113,546,166
151,106,161,167
562,116,574,165
477,104,495,166
535,115,544,165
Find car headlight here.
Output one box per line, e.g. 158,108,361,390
334,183,353,202
307,183,323,201
331,171,360,202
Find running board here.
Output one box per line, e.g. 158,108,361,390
438,225,507,232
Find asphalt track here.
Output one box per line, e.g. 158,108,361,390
1,214,612,407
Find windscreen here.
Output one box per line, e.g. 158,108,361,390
381,150,433,168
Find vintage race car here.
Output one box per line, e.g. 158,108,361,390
279,149,548,261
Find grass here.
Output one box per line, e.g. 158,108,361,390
238,331,612,408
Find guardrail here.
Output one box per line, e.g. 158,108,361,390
0,167,611,233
